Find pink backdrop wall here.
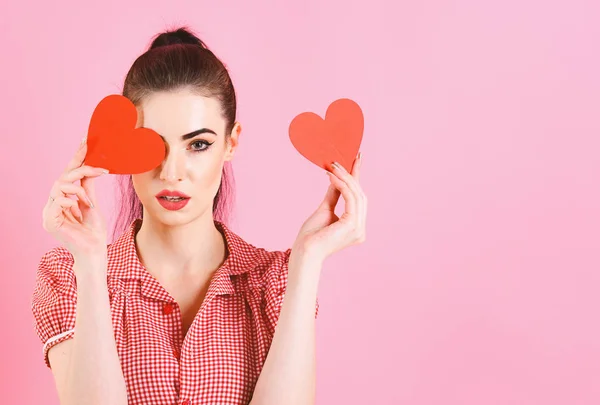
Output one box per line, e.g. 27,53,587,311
1,0,599,404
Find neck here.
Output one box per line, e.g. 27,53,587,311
134,213,227,280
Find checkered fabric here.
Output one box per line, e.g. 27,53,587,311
32,218,319,405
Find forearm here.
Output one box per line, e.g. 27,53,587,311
62,257,127,405
250,251,322,405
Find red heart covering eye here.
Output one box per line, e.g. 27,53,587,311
84,94,166,175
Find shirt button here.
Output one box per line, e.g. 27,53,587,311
181,400,190,405
163,303,174,315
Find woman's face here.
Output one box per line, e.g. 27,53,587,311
132,87,240,226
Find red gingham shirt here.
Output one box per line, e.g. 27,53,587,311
32,218,319,405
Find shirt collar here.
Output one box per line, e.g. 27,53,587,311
107,218,260,287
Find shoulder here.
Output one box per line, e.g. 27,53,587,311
36,246,76,292
253,247,292,268
245,247,292,290
39,246,74,267
218,220,292,286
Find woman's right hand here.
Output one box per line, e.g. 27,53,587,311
42,137,110,260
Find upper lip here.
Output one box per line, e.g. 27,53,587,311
156,190,191,198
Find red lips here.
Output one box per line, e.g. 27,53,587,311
156,190,191,198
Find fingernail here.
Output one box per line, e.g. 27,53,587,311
332,162,340,169
100,168,109,174
358,151,362,160
80,137,87,146
86,196,95,209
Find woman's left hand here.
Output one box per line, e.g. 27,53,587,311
292,152,367,264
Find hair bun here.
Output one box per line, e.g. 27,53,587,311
150,27,207,50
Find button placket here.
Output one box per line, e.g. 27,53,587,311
161,301,183,361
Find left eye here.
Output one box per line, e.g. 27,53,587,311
190,140,211,152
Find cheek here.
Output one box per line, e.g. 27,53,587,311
131,174,153,201
189,154,224,191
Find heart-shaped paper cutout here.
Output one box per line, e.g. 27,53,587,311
289,98,363,173
83,95,166,174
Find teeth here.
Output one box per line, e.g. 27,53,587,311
162,196,184,201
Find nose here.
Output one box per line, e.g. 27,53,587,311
159,146,185,182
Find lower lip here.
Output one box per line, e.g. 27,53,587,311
156,197,190,211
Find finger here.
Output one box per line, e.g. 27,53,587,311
318,182,341,212
47,180,67,209
80,174,100,213
63,166,109,183
326,170,357,217
63,137,88,173
66,204,83,224
44,192,62,212
57,183,94,208
48,196,78,222
333,158,366,203
69,198,84,222
46,180,71,209
330,161,365,215
351,154,366,232
331,161,366,235
330,161,362,198
351,152,362,181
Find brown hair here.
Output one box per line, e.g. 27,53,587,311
111,26,236,242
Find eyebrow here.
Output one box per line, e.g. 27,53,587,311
157,128,218,142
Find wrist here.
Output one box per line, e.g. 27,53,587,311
73,249,107,264
288,248,323,288
73,255,108,280
290,241,325,266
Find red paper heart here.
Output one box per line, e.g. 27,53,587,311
289,98,364,173
83,95,166,174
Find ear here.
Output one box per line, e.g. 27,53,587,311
224,122,242,162
135,106,144,128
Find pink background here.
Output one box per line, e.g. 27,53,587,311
1,0,599,404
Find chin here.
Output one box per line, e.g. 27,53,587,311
153,205,212,226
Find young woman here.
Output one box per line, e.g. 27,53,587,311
32,27,367,405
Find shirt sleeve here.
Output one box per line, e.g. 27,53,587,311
31,247,78,368
263,248,319,333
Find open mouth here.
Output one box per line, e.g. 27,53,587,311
159,196,188,202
